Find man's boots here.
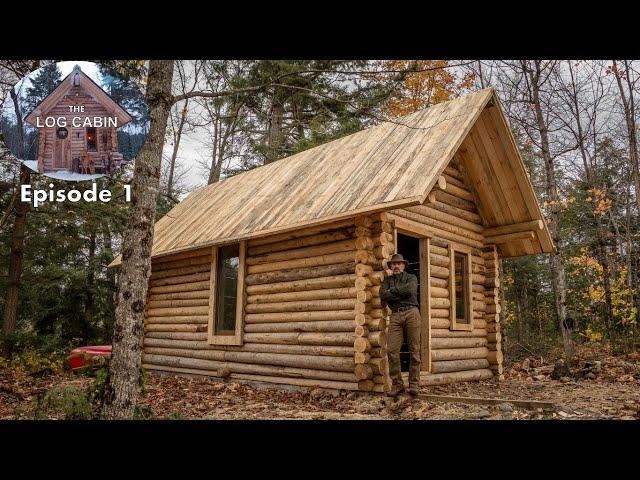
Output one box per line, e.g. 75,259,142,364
407,385,420,396
387,384,405,397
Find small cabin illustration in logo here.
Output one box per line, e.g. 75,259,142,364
24,65,133,175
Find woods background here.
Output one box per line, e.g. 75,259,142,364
1,59,639,371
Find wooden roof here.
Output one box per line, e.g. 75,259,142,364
25,65,133,127
111,88,554,266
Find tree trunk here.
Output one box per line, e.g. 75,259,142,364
613,60,640,218
100,60,175,420
528,61,574,361
2,86,30,357
264,99,284,164
1,165,30,357
167,98,188,197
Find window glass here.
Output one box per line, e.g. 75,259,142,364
86,127,97,152
215,244,239,334
454,253,469,324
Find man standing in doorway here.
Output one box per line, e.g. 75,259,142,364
380,253,421,397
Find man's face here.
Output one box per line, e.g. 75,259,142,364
390,261,406,274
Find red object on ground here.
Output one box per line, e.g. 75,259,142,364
69,345,112,370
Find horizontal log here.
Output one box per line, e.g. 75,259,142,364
248,219,354,247
138,340,353,357
244,320,355,334
245,298,355,313
430,265,450,279
145,324,207,333
429,252,449,268
431,358,490,373
440,181,475,202
487,350,503,365
244,332,355,346
431,347,488,361
153,248,211,264
246,274,357,295
393,209,483,243
245,262,355,286
146,306,209,317
142,354,357,382
484,230,535,245
367,317,386,331
148,281,210,295
150,263,211,281
431,297,450,309
431,337,487,349
431,328,487,338
145,316,208,325
487,332,502,343
430,308,449,319
146,298,209,309
247,228,355,256
430,319,485,330
354,352,371,364
420,368,493,385
149,271,210,287
147,290,210,301
354,325,369,337
247,251,355,275
430,277,448,289
443,165,464,181
433,189,477,213
428,200,482,226
144,347,355,372
144,365,360,391
431,318,450,329
354,364,373,380
354,337,372,353
245,310,355,323
483,220,543,238
370,357,387,375
146,331,208,341
151,254,211,272
370,220,393,234
247,287,357,304
247,239,358,266
430,286,449,298
368,331,386,347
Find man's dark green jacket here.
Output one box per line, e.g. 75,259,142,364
380,271,419,310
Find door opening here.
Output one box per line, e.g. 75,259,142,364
395,232,420,372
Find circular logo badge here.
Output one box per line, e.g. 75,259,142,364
1,61,149,181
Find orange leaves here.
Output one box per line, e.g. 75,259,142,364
585,188,613,216
380,60,475,118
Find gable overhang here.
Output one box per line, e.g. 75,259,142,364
422,90,555,258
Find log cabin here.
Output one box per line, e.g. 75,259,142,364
110,88,555,393
25,65,132,175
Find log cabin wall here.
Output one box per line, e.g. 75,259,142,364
141,220,390,391
387,157,502,385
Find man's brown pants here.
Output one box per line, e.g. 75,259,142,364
387,307,422,388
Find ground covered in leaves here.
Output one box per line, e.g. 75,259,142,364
1,346,639,420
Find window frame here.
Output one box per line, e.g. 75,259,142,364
86,127,98,152
449,244,473,331
207,241,246,346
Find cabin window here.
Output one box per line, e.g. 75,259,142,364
86,127,97,152
208,241,246,345
449,246,473,331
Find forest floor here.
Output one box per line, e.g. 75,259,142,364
1,345,639,420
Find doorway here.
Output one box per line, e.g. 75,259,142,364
55,137,69,169
395,232,421,372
